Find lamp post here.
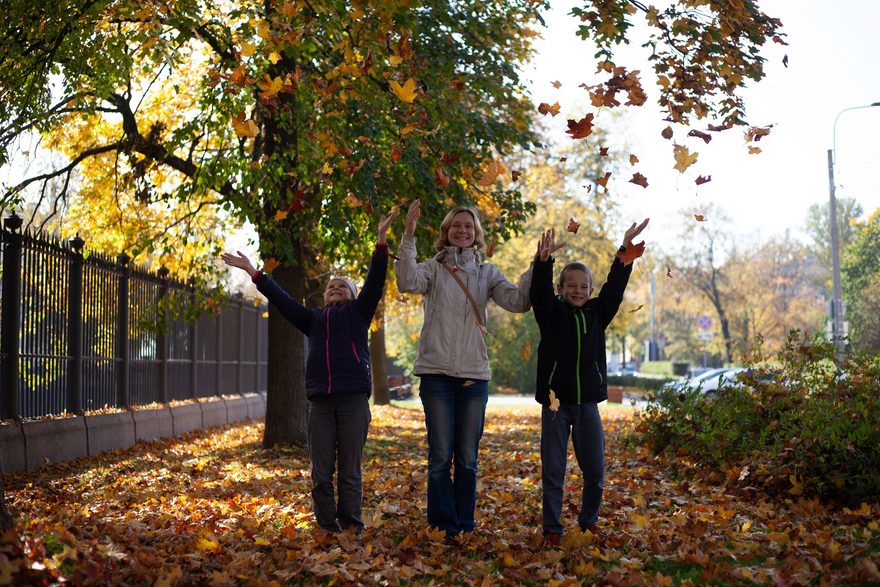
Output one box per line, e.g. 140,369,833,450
827,102,880,357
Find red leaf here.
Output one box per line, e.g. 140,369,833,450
434,166,450,189
565,114,594,139
599,146,609,157
629,172,648,188
616,241,645,266
688,129,712,144
695,175,712,185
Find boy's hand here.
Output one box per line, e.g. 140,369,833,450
403,199,421,237
378,205,402,244
622,218,650,250
537,228,566,261
221,251,258,278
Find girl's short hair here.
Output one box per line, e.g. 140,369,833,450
558,262,593,287
432,206,487,252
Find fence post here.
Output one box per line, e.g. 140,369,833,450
189,279,197,399
116,252,130,408
1,212,24,421
67,234,85,414
157,267,170,404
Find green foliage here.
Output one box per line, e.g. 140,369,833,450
606,374,672,392
842,209,880,350
637,331,880,504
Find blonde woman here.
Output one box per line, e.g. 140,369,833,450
396,199,533,538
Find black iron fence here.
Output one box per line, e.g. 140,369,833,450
0,213,268,420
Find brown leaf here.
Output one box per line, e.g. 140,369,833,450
782,54,789,68
597,171,612,190
629,172,648,188
519,340,531,362
550,80,562,89
599,146,610,157
629,154,639,165
263,258,281,272
537,102,561,117
694,214,706,222
511,170,521,182
661,126,674,140
434,166,450,189
688,129,712,144
616,241,645,265
565,114,594,139
566,217,581,234
666,264,673,278
628,304,644,313
695,175,712,185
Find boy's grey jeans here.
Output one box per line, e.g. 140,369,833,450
308,393,371,532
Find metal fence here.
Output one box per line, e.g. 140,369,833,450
0,213,268,420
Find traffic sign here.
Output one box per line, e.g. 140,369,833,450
697,331,714,342
698,315,712,330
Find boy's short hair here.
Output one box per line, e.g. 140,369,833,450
558,262,593,287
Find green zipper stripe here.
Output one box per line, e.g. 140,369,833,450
548,361,557,386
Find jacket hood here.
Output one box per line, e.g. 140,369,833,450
433,245,483,269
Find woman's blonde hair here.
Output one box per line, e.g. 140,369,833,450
432,206,486,252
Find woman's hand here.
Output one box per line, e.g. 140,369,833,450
403,199,421,237
537,228,566,261
221,251,258,278
622,218,650,249
378,205,402,244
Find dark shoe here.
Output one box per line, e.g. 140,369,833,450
579,523,601,538
542,531,562,548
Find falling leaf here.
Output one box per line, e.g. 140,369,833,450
400,121,421,135
565,114,594,139
389,78,418,103
599,146,609,157
486,241,497,257
748,146,762,154
584,184,592,193
628,304,644,313
661,126,674,140
629,173,648,188
263,258,281,272
687,129,712,144
273,210,288,222
783,54,789,67
745,124,774,142
616,241,645,266
694,214,706,222
566,217,581,234
596,171,612,190
511,170,521,182
629,154,639,165
666,265,673,278
550,80,561,89
672,144,698,173
537,102,561,117
548,390,560,411
519,340,532,361
559,157,567,162
695,175,712,185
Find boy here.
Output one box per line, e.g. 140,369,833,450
530,220,649,548
221,208,399,533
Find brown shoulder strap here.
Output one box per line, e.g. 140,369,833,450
442,264,488,336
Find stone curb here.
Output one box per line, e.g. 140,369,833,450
84,412,136,457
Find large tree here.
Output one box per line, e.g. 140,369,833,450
841,209,880,351
2,0,785,448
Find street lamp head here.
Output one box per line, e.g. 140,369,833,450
871,101,880,107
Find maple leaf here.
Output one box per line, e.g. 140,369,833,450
550,80,561,89
748,146,762,154
629,172,648,188
629,154,639,165
273,210,288,222
599,146,609,156
672,144,699,173
231,112,259,138
434,166,450,189
616,241,645,266
537,102,561,117
566,217,581,234
596,171,612,190
694,214,706,222
268,51,281,65
511,170,521,181
400,121,421,135
240,42,256,57
262,258,281,272
478,159,505,186
548,390,560,412
565,114,594,139
695,175,712,185
519,340,531,362
628,304,644,313
661,126,673,140
257,74,283,98
745,124,773,142
666,265,673,278
688,129,712,144
389,78,418,103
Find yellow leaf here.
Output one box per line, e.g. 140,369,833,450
258,74,283,97
389,54,403,67
672,144,698,173
630,511,650,529
748,146,762,154
549,390,560,412
400,121,421,135
240,42,256,57
519,340,531,361
574,559,596,576
741,520,752,533
268,51,282,64
231,112,259,138
263,258,281,273
195,537,220,552
501,552,517,567
280,1,299,17
274,210,288,222
254,537,271,546
424,526,447,543
390,78,418,103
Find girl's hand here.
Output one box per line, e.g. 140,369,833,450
622,218,650,249
221,251,258,278
378,205,402,244
403,199,421,237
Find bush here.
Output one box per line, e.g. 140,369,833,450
606,374,674,392
638,361,675,377
635,331,880,504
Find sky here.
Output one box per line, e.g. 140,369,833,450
522,0,880,251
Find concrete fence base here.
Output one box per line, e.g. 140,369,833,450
0,393,266,474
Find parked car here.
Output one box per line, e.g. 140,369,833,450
696,367,747,396
611,365,639,377
661,367,733,393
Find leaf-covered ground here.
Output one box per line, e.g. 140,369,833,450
3,402,879,585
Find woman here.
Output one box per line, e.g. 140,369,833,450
396,199,532,538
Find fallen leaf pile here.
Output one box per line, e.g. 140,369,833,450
4,405,879,585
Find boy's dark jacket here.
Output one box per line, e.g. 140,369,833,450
530,251,632,405
252,244,388,400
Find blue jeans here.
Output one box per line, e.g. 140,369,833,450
541,401,604,533
418,374,489,536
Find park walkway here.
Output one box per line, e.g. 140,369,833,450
3,402,878,585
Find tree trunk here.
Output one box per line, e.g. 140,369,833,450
370,299,390,405
262,243,309,448
0,475,14,532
